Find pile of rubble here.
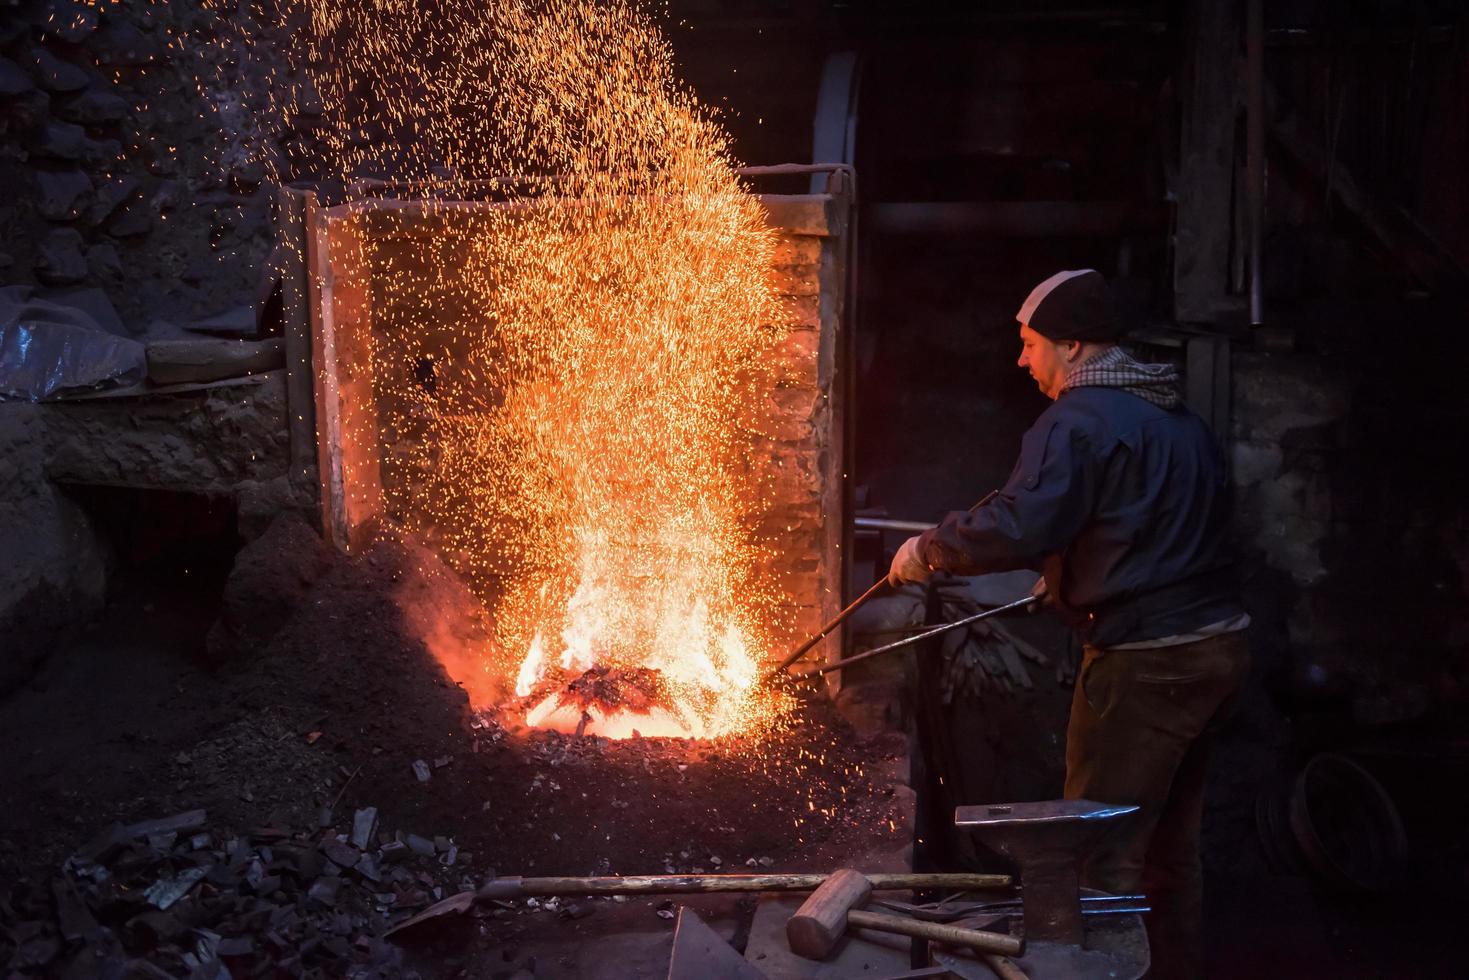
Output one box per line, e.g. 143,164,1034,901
3,804,483,979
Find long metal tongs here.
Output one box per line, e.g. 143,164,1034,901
763,577,892,683
765,492,1007,684
788,593,1038,681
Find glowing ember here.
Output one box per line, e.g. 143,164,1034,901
522,666,702,739
225,1,791,738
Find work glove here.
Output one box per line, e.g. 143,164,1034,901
1027,573,1049,613
886,535,933,588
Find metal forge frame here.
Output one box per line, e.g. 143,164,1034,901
278,176,854,671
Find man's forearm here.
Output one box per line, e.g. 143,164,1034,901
918,495,1049,575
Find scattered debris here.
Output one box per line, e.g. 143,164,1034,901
2,523,907,963
10,805,487,977
144,866,207,910
352,807,379,850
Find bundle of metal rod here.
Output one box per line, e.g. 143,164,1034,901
873,893,1151,922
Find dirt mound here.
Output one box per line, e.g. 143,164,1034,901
206,511,335,660
229,522,483,752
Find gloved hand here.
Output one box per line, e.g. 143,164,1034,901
886,535,933,588
1027,573,1049,613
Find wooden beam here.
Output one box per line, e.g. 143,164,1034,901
1173,0,1243,325
1268,87,1469,296
868,200,1168,237
304,191,344,548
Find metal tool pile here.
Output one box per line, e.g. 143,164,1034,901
785,868,1027,976
928,583,1057,701
661,854,1148,980
698,798,1154,980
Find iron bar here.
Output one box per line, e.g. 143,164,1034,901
791,595,1038,680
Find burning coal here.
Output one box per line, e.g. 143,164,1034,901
226,1,792,738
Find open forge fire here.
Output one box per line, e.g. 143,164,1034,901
519,665,715,740
237,2,793,739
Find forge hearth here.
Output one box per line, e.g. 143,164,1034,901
553,665,670,715
520,665,685,738
294,183,853,713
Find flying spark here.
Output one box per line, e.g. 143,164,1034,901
222,1,793,739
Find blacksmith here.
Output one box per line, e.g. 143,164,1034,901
887,268,1249,979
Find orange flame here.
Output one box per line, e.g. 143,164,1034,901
524,697,699,741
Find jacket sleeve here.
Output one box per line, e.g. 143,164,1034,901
916,412,1100,575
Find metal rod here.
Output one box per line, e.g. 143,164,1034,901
854,517,939,533
771,493,998,682
792,595,1039,680
876,894,1148,920
853,494,993,538
765,578,890,681
735,162,856,179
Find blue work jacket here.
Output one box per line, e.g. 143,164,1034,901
917,386,1244,647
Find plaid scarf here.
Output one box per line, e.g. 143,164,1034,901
1062,345,1181,409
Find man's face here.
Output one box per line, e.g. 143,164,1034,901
1017,323,1070,400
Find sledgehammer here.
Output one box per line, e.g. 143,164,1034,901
787,868,1024,961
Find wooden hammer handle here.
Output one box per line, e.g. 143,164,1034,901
478,871,1010,899
847,909,1024,957
981,953,1031,980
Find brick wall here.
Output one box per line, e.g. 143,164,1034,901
743,195,848,658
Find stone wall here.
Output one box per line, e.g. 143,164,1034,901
42,373,290,492
743,194,847,655
1230,353,1350,590
1228,320,1469,726
0,373,293,690
0,400,107,695
0,1,284,341
0,0,302,692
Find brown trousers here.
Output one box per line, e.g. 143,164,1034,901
1064,631,1250,980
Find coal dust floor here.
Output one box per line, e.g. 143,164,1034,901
0,539,910,978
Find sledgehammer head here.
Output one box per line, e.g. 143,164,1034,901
786,869,872,960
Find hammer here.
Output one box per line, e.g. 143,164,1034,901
786,869,1024,961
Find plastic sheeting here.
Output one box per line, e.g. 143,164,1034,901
0,285,145,401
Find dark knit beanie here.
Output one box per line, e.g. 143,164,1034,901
1015,269,1120,342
